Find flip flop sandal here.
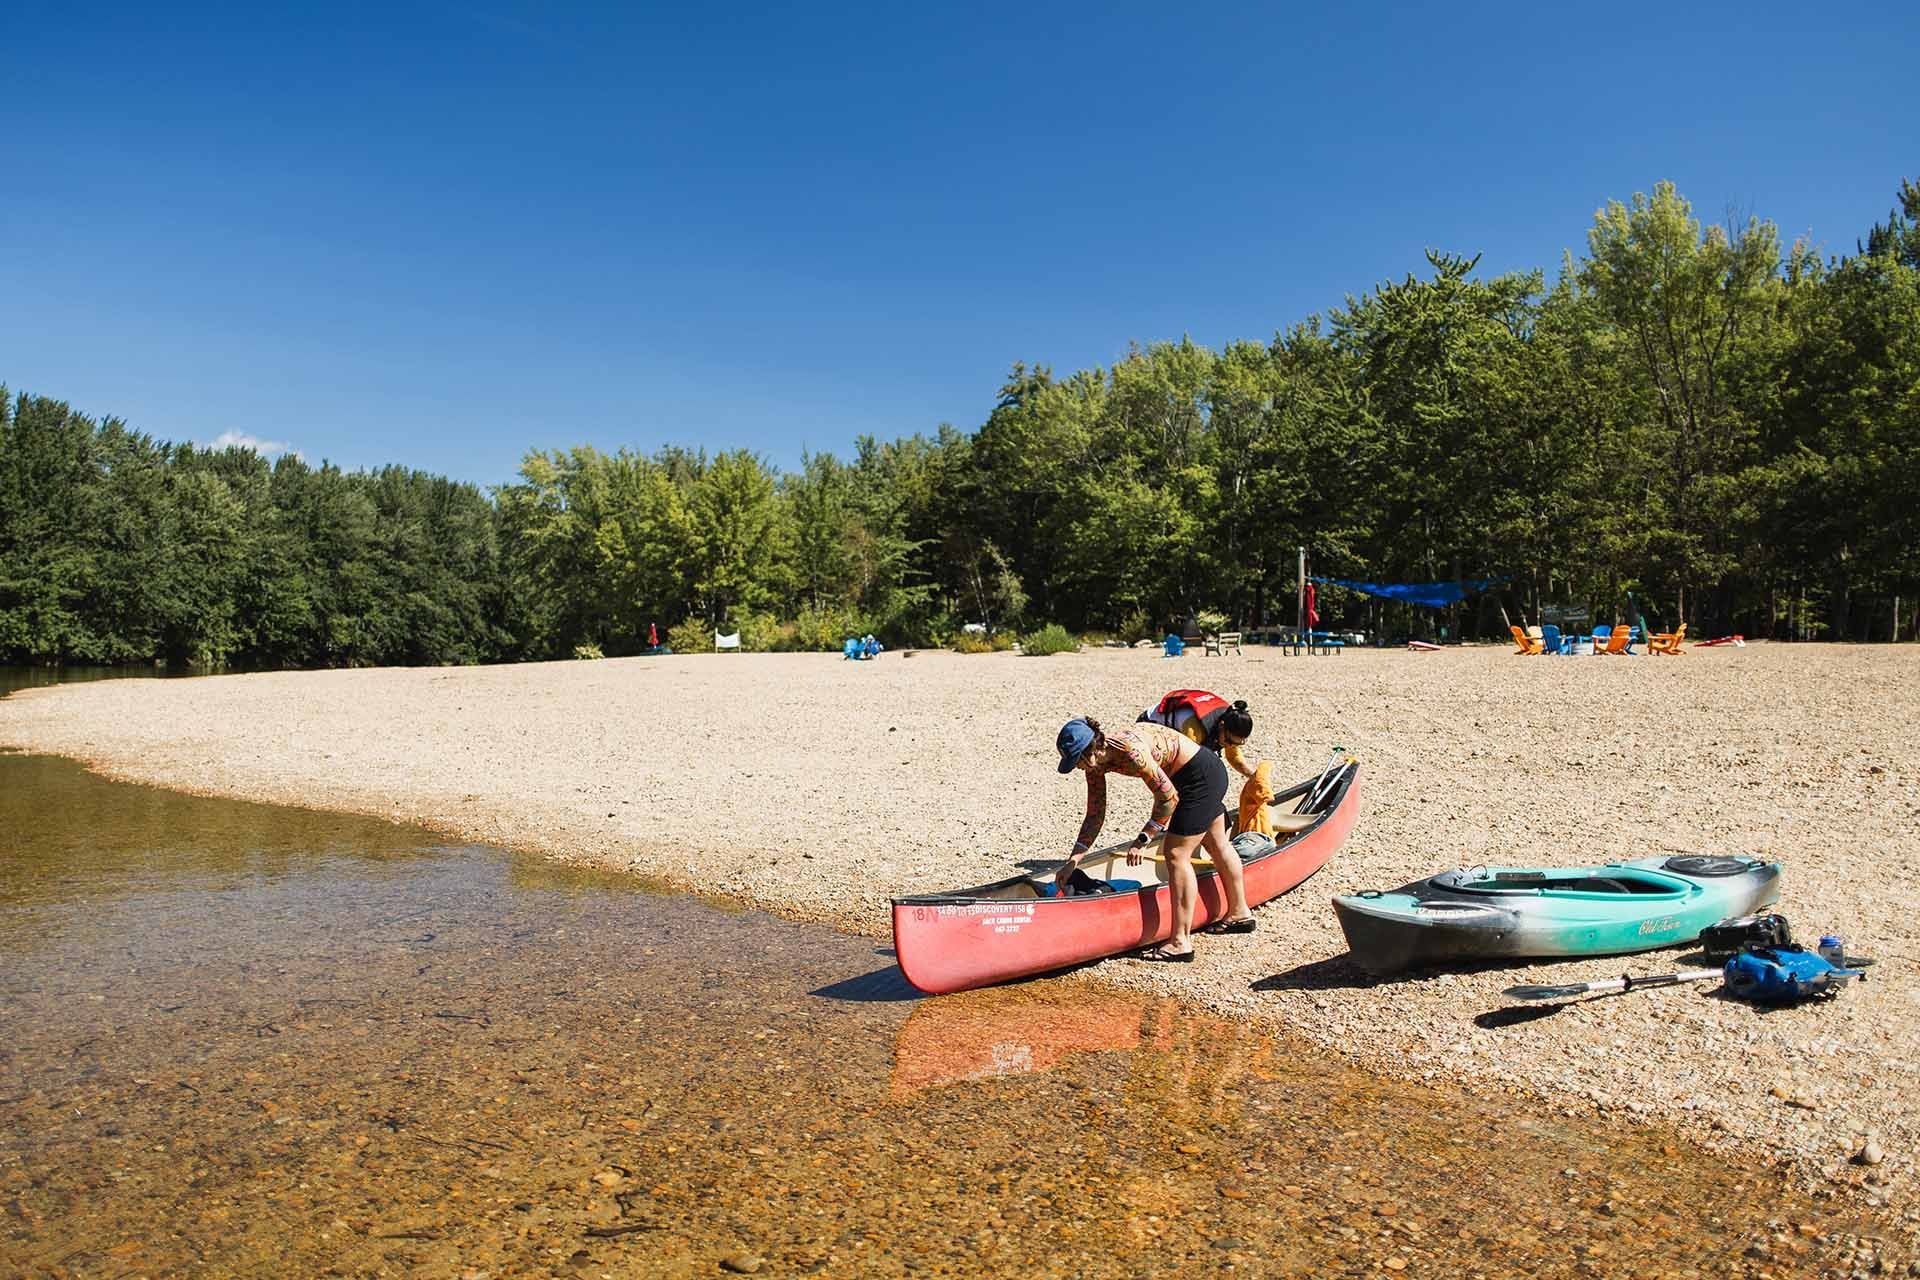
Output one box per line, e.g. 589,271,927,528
1138,946,1196,963
1203,916,1257,935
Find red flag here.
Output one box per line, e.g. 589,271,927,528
648,621,659,647
1306,581,1320,628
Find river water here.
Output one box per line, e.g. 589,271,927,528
0,673,1894,1277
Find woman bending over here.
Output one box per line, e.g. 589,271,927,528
1053,716,1254,961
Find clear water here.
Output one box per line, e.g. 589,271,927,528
0,704,1892,1277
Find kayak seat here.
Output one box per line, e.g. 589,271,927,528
1569,877,1634,894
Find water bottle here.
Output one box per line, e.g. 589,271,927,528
1817,935,1846,967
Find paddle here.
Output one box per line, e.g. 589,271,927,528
1059,755,1346,883
1504,968,1722,1002
1297,749,1348,814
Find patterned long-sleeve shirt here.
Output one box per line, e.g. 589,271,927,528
1073,723,1191,852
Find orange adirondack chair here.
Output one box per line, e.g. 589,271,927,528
1595,627,1632,656
1509,624,1543,655
1649,623,1688,655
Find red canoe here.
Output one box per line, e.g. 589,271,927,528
891,761,1361,994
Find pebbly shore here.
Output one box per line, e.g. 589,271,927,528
4,642,1915,1219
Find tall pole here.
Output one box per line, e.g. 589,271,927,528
1450,555,1461,644
1296,546,1306,648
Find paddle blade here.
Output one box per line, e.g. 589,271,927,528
1503,983,1589,1001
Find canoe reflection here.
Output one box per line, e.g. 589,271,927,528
890,983,1277,1110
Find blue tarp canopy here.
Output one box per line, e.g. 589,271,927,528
1310,576,1506,610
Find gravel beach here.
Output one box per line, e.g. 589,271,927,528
5,643,1915,1210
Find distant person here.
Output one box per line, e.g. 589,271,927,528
1053,716,1255,961
1138,689,1259,780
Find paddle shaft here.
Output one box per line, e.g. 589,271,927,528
1300,752,1348,814
1060,758,1330,871
1506,968,1721,1002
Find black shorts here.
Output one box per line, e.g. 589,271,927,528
1165,746,1228,837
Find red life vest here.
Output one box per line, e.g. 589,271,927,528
1142,689,1233,743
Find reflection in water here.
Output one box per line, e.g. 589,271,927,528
892,986,1172,1098
0,755,1897,1278
0,663,176,697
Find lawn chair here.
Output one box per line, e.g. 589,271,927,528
1591,624,1611,651
1509,625,1543,655
1649,622,1688,656
1541,624,1567,655
1594,626,1631,656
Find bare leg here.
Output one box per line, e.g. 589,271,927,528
1160,831,1203,952
1201,813,1251,921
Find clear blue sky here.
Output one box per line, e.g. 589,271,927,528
3,2,1913,486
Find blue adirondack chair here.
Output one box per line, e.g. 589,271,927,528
1541,623,1566,655
1592,624,1611,650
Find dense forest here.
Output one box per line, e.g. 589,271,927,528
3,180,1917,668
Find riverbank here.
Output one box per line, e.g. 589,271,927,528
4,643,1915,1214
10,753,1895,1277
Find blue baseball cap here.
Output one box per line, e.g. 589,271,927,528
1056,718,1096,772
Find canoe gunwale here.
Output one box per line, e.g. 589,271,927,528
890,763,1361,994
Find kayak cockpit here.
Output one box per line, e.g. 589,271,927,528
1429,865,1692,899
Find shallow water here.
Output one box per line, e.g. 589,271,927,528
0,752,1890,1278
0,663,185,696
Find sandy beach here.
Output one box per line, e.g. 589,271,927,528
5,643,1916,1211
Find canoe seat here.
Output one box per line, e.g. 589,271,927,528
1074,847,1212,883
1268,814,1318,834
1148,851,1214,871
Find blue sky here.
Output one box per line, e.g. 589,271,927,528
2,2,1913,486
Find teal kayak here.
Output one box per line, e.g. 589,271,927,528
1332,855,1781,974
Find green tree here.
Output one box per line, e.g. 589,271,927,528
1581,183,1783,622
686,449,787,626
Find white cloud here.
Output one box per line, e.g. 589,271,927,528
206,430,301,459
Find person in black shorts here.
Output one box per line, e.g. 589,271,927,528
1054,716,1255,960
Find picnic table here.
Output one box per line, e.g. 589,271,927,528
1257,628,1347,655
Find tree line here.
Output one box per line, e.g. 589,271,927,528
3,179,1917,668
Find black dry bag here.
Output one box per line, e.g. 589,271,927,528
1699,912,1791,963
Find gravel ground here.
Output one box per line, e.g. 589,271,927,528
5,642,1915,1212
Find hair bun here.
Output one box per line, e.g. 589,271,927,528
1232,699,1247,710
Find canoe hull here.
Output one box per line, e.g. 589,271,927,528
892,763,1361,995
1333,855,1781,974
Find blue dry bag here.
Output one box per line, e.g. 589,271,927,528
1722,946,1860,1003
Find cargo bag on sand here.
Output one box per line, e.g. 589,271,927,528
1722,946,1865,1003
